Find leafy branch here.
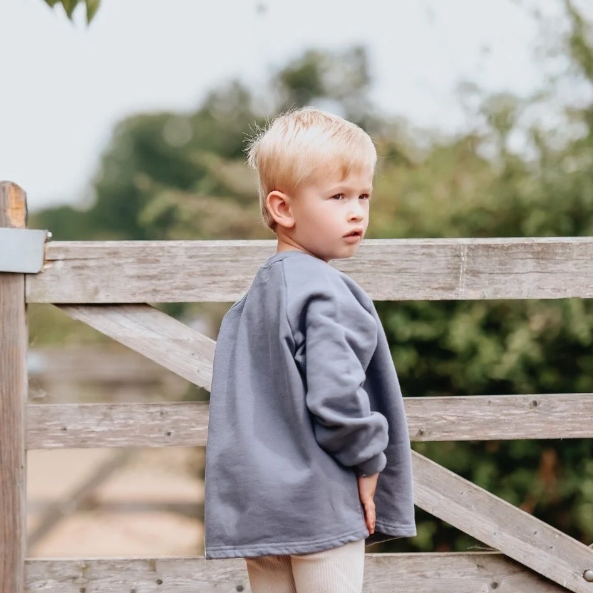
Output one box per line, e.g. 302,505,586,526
43,0,101,24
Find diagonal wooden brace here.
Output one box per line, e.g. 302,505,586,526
413,450,593,593
57,303,215,390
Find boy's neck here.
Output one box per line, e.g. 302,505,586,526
275,239,326,261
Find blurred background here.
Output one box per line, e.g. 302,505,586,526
4,0,593,557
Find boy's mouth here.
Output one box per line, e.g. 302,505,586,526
344,228,363,237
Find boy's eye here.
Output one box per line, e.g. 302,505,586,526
331,193,371,200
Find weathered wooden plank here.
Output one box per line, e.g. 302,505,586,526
412,450,593,593
27,237,593,303
404,393,593,441
0,181,28,593
24,552,568,592
26,394,593,449
56,304,214,390
27,402,209,449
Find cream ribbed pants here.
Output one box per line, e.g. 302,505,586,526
244,538,365,593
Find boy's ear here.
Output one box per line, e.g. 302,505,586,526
266,190,295,229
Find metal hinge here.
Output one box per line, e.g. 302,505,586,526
0,228,50,273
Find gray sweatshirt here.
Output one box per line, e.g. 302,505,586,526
204,249,416,559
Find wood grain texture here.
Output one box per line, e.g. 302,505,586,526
27,401,209,449
412,450,593,593
0,181,27,593
0,181,27,228
27,237,593,303
404,393,593,441
24,552,567,592
57,304,215,390
26,394,593,449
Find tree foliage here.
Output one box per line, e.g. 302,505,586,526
42,0,100,24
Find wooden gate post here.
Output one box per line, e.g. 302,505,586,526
0,182,29,593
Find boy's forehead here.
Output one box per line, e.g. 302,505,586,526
312,168,374,192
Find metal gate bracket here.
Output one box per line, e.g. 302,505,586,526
0,228,49,273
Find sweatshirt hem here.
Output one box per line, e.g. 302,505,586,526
204,525,369,559
375,520,417,534
364,522,417,547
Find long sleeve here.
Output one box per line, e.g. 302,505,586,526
301,280,389,477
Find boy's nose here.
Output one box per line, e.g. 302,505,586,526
348,203,365,220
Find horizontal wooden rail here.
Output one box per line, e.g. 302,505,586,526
27,237,593,303
25,552,566,592
26,394,593,449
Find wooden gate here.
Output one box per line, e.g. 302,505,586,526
2,180,593,592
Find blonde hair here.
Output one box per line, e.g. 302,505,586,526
245,106,377,231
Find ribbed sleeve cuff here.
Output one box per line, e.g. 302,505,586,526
354,451,387,477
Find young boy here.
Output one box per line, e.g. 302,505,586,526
204,107,416,592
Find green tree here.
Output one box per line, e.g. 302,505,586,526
31,47,375,242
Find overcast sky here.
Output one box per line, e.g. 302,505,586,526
0,0,581,212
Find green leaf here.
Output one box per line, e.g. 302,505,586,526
44,0,62,7
85,0,101,23
60,0,78,19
